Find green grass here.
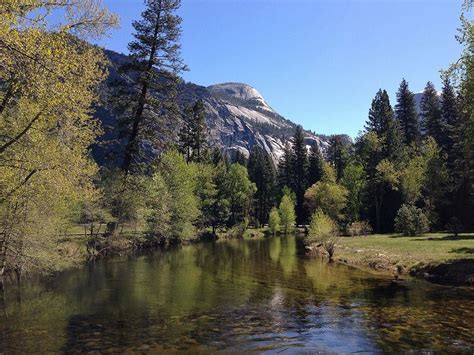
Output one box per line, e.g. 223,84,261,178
336,233,474,273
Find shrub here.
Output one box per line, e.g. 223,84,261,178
306,209,339,260
268,207,281,235
347,220,373,236
394,204,429,236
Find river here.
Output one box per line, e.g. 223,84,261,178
0,236,473,353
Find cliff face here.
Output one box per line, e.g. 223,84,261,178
94,50,329,166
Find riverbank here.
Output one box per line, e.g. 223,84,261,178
334,233,474,285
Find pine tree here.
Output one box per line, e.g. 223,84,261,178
366,89,403,161
440,77,461,174
395,79,420,146
179,99,208,162
308,142,324,186
189,99,208,162
277,142,293,190
247,146,276,225
366,89,393,137
420,81,442,143
362,90,403,232
116,0,187,172
234,150,248,166
178,104,193,162
327,135,351,181
290,125,309,224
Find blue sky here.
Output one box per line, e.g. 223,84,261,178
96,0,463,137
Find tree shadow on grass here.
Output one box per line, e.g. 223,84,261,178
450,247,474,254
411,234,474,241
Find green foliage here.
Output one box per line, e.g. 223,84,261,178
102,170,151,228
395,79,420,145
179,99,208,162
308,143,324,186
279,193,296,235
194,163,218,229
304,163,348,221
400,154,426,204
277,142,293,191
157,149,200,241
114,0,186,172
233,150,248,166
306,209,339,260
224,164,257,226
0,0,117,274
420,81,442,142
394,204,429,236
341,163,366,223
208,162,231,233
290,125,309,224
327,135,352,181
247,146,276,225
268,207,281,235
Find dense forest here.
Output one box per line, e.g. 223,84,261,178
0,0,473,277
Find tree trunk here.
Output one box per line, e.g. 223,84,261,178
121,5,162,173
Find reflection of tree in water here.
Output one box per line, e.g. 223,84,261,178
0,237,473,352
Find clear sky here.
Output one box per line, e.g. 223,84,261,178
96,0,463,137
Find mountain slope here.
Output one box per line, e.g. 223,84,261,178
94,51,329,165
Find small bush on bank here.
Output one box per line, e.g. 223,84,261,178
394,204,429,236
306,209,339,260
224,218,249,239
347,220,373,236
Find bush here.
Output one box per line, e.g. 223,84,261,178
225,218,249,239
394,204,429,236
306,209,339,260
347,220,373,236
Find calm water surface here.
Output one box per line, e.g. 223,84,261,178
0,236,473,353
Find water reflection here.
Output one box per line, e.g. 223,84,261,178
0,236,473,353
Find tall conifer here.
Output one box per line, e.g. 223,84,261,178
308,143,324,186
420,81,442,143
116,0,187,172
395,79,420,146
290,125,309,224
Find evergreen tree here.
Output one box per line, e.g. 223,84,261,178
327,135,351,181
247,146,276,225
440,77,461,175
361,90,403,232
210,147,226,166
179,99,208,162
116,0,187,172
178,104,193,162
454,3,474,228
208,162,231,234
234,150,248,166
277,142,293,190
395,79,420,146
420,81,442,142
366,89,403,161
308,142,324,186
290,125,309,224
365,89,394,137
